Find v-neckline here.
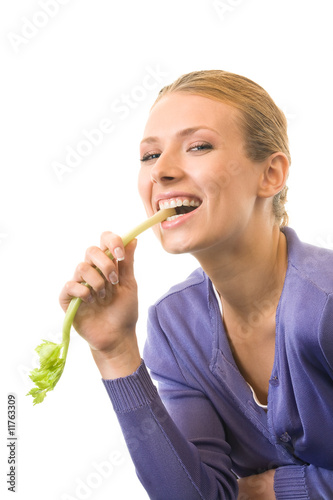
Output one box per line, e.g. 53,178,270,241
211,283,269,409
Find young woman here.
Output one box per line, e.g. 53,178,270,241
60,70,333,499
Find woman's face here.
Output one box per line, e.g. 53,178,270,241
138,92,265,256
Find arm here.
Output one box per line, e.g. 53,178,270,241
237,465,333,500
273,465,333,499
141,301,333,500
237,466,333,500
60,233,238,499
271,294,333,500
103,361,238,500
237,470,275,499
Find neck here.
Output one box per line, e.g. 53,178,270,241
193,223,288,323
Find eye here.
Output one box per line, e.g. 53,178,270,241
140,152,161,162
188,142,213,152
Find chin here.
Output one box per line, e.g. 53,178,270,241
160,237,197,255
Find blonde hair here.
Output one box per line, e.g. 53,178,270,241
154,70,290,227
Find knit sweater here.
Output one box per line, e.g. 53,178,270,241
103,227,333,499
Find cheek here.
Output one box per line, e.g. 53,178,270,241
137,169,151,205
200,161,244,202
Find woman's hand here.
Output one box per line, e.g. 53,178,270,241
59,232,141,379
237,469,276,499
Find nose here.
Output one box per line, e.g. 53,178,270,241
150,153,184,185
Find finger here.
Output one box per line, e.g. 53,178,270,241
84,246,119,284
117,239,137,282
73,260,109,292
100,231,125,262
59,280,93,312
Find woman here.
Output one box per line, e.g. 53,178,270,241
60,70,333,499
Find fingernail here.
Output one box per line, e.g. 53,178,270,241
109,271,119,285
114,247,125,261
98,289,106,299
88,294,95,303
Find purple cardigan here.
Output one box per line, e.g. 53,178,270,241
103,227,333,499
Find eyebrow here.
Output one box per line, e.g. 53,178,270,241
140,126,219,145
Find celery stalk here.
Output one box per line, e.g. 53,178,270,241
27,208,176,405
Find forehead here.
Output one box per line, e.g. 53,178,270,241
142,92,241,141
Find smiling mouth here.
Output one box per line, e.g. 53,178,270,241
158,197,201,221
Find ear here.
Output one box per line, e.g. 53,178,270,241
257,152,289,199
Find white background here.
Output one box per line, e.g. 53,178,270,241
0,1,332,499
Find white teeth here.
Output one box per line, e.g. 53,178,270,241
166,214,186,221
158,198,200,210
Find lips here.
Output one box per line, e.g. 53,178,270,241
154,194,202,224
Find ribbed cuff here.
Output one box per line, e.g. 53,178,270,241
102,360,158,413
274,465,309,499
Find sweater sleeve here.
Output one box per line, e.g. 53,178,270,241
274,293,333,500
102,361,238,500
274,464,333,499
102,298,239,500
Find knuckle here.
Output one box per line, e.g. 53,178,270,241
77,261,89,274
100,231,114,247
94,274,106,289
100,230,113,241
64,281,73,292
100,231,122,250
85,245,99,259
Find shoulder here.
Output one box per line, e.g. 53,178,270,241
147,267,213,332
153,267,209,308
146,267,215,354
282,227,333,295
144,268,215,383
280,228,333,368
